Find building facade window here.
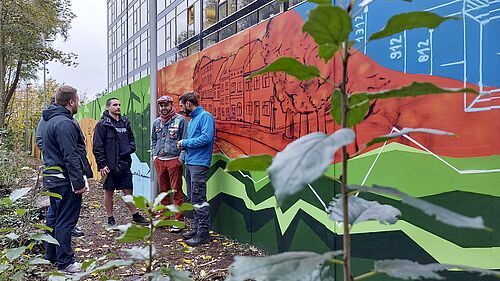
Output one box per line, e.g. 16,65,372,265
203,0,217,28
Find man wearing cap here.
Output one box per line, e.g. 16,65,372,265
151,95,188,231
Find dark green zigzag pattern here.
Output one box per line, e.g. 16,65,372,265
207,159,338,212
208,193,497,280
207,159,499,248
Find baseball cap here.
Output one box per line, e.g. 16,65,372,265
157,95,173,104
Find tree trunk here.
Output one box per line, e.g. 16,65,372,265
0,0,6,128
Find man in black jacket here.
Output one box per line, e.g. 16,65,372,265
42,85,92,273
92,98,147,227
36,95,85,238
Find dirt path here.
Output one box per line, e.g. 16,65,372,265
70,179,265,280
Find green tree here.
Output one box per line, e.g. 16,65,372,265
0,0,76,128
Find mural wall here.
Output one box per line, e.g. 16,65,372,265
75,77,152,199
77,0,499,279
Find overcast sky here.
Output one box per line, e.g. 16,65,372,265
47,0,107,99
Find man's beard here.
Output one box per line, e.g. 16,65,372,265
183,108,192,116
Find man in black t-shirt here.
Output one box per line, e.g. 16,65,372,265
92,98,148,227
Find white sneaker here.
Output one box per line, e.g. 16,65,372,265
170,226,182,233
61,262,82,274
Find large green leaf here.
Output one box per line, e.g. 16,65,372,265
376,260,446,280
28,258,51,265
268,129,355,204
9,187,32,203
370,12,457,41
82,259,97,272
153,192,171,208
330,91,370,128
34,224,53,232
31,233,59,245
249,57,321,81
302,6,352,62
0,264,9,274
123,246,155,260
374,259,500,280
133,195,150,210
225,154,273,172
179,203,194,212
115,223,150,242
0,227,15,233
41,191,62,199
154,219,185,229
351,185,488,229
354,82,478,101
307,0,332,5
10,271,24,281
328,196,401,225
227,251,342,281
92,259,134,273
359,0,413,7
5,246,27,262
5,232,19,240
364,128,454,148
147,267,194,281
15,208,28,216
122,195,150,210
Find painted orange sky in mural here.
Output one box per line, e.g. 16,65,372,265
157,10,499,159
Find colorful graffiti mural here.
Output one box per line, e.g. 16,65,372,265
75,77,152,198
76,0,499,279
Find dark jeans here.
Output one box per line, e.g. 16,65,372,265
45,185,82,269
185,165,210,237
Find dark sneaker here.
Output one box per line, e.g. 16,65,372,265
182,229,197,240
185,234,210,247
71,226,84,237
107,217,116,227
132,213,149,225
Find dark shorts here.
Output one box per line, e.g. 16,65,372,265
103,169,133,191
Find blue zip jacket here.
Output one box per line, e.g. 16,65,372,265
183,106,215,167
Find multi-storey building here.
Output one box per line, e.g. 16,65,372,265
107,0,303,92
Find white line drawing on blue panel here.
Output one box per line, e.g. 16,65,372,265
463,0,500,112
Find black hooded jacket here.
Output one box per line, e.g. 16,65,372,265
41,104,93,190
92,110,136,172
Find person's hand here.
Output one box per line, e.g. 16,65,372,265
83,175,90,192
100,166,110,177
74,187,87,194
177,140,183,149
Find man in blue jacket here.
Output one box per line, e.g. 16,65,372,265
177,92,215,246
41,85,92,273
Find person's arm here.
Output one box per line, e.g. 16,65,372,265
178,117,188,162
56,121,85,190
127,120,136,154
182,114,214,149
92,122,107,170
35,118,44,149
